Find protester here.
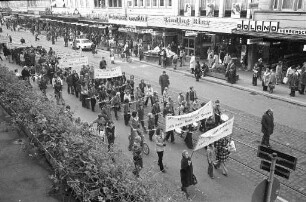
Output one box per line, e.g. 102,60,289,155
214,137,230,176
154,128,166,173
132,138,143,177
147,113,155,141
207,144,215,179
99,57,107,69
152,101,161,127
261,109,274,148
288,66,298,97
144,84,154,107
105,121,115,152
180,150,193,199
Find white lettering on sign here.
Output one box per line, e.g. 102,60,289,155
164,16,210,27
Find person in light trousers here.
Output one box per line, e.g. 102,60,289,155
154,128,166,173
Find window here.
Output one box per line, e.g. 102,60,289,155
282,0,294,9
298,0,303,9
146,0,150,6
153,0,157,6
168,0,172,6
127,0,132,7
160,0,164,6
139,0,144,6
109,0,122,7
273,0,278,9
134,0,138,6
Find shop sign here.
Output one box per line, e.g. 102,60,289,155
128,15,147,22
88,13,108,22
164,16,210,27
278,29,306,36
109,14,148,26
118,27,153,34
109,14,127,21
237,20,279,33
247,38,263,44
185,31,198,37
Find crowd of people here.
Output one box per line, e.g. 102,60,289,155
252,58,306,96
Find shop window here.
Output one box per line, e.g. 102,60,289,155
153,0,157,6
146,0,150,6
282,0,294,9
134,0,138,6
160,0,164,6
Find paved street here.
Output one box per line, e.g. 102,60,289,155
1,27,306,202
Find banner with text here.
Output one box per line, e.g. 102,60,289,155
58,56,88,72
94,67,122,79
193,117,234,151
165,101,214,132
56,50,82,59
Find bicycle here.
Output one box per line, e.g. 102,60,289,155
128,133,149,155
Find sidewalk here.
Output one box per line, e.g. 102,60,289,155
105,51,306,107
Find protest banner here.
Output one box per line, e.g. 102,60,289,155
193,117,234,151
58,56,88,73
56,50,82,59
165,101,214,132
0,35,9,43
94,67,122,79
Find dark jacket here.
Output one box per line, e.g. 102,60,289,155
261,112,274,135
180,157,193,188
159,74,170,87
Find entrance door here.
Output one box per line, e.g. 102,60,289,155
183,37,195,56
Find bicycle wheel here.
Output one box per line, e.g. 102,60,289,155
142,142,149,155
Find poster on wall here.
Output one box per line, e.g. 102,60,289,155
231,3,242,19
184,3,192,17
206,2,215,17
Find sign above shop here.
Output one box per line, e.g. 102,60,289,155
278,29,306,36
185,31,198,37
164,16,210,27
237,20,279,33
118,27,153,34
109,14,148,26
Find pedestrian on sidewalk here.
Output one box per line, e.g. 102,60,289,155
258,58,264,81
252,63,259,86
299,65,306,94
180,150,193,199
194,61,202,81
154,128,166,173
207,144,215,179
262,68,270,91
179,49,184,67
261,109,274,148
269,69,276,93
275,61,283,85
172,54,178,70
189,53,195,74
289,66,298,97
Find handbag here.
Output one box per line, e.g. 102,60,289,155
283,77,288,84
192,174,198,185
227,140,236,152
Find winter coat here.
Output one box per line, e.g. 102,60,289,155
261,112,274,135
301,71,306,85
288,73,298,88
180,157,193,188
159,74,170,88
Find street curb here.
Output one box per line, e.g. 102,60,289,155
97,49,306,107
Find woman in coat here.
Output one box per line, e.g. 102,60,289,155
299,65,306,95
180,150,193,199
189,53,196,74
214,137,230,176
262,68,270,91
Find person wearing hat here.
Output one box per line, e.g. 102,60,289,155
159,71,170,95
261,109,274,148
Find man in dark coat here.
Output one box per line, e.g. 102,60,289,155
261,109,274,147
159,71,170,94
180,150,193,199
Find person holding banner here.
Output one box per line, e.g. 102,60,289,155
214,137,230,176
180,150,193,199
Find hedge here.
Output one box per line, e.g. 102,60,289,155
0,65,184,202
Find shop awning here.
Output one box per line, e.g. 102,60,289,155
232,29,306,42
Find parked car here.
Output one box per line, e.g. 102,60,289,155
72,38,93,50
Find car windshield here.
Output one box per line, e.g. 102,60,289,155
81,39,91,43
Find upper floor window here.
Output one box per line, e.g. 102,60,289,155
282,0,294,9
168,0,172,7
297,0,303,9
109,0,122,7
273,0,278,9
139,0,144,6
160,0,164,6
134,0,138,6
153,0,157,6
146,0,150,7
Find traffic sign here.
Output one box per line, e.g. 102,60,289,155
260,160,290,179
257,145,297,170
252,178,280,202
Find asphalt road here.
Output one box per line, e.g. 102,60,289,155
1,27,306,202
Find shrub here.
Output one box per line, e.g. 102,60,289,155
0,65,184,202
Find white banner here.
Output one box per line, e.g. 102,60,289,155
193,117,234,151
94,67,122,79
165,101,214,132
58,56,88,72
56,50,82,59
